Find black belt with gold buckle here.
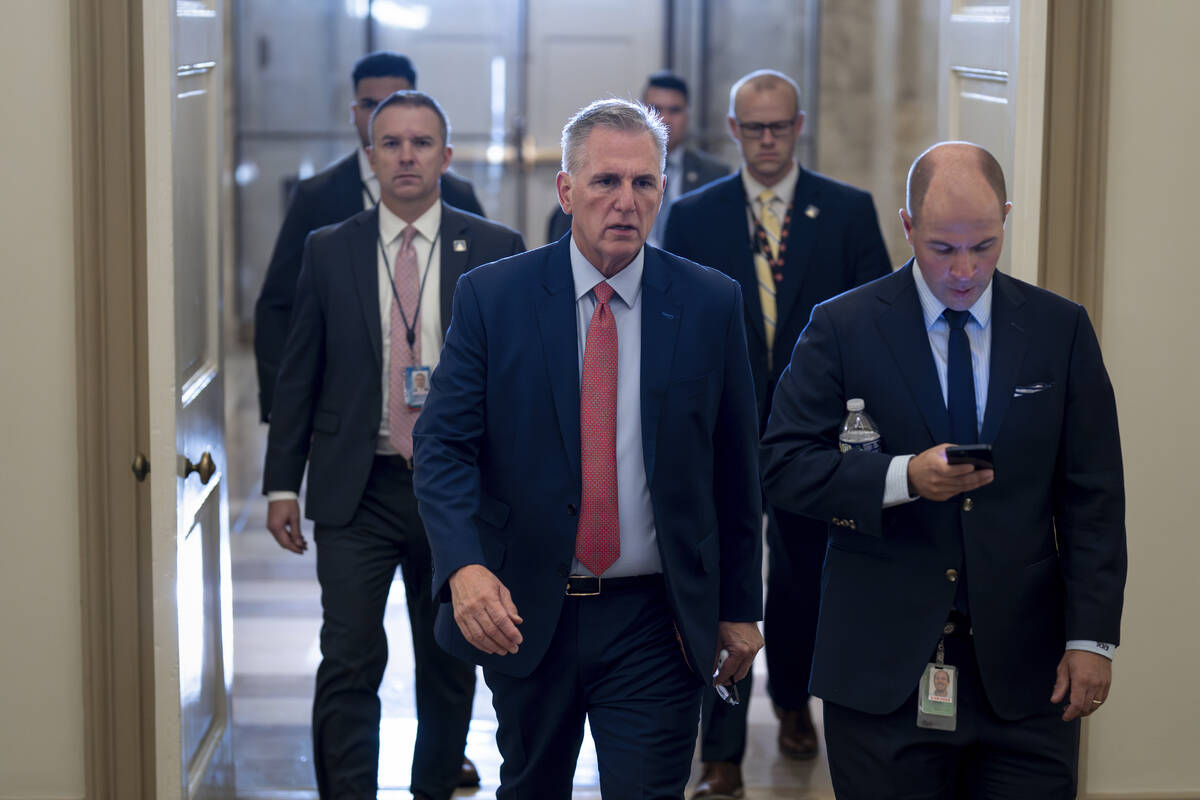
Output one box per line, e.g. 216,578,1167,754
564,574,662,596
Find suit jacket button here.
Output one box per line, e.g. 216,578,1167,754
962,497,974,512
567,503,578,516
945,568,959,583
848,520,856,530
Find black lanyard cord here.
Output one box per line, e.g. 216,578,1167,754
377,227,440,352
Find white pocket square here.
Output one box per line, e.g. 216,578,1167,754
1013,382,1053,398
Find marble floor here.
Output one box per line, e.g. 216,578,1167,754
226,347,834,799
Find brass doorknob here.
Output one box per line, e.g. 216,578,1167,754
131,452,151,482
184,451,216,484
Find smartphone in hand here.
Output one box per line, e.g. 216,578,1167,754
945,444,994,471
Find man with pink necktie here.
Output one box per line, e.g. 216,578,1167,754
413,98,763,799
262,90,524,800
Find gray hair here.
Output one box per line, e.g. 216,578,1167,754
727,69,802,119
560,98,668,175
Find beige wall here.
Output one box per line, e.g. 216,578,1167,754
0,2,85,799
1084,0,1200,795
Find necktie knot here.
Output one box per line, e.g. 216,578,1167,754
593,281,615,306
757,189,777,209
943,308,970,330
400,224,417,249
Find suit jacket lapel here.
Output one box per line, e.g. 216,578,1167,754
350,208,383,371
639,250,681,483
980,272,1029,443
715,174,766,351
535,240,582,482
438,203,472,336
876,263,951,444
775,167,819,332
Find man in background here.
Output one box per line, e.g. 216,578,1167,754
263,90,525,800
762,141,1126,799
255,50,485,423
664,69,890,798
547,70,727,245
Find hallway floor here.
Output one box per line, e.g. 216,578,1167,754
227,348,834,799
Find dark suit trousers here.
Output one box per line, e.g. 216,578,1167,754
483,580,702,800
823,632,1081,800
764,505,823,709
312,455,475,800
699,505,820,763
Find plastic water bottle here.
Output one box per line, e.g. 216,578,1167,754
839,398,881,453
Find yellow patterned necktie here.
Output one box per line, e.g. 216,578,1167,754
754,190,781,361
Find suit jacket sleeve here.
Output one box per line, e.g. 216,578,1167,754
412,273,490,600
254,181,320,423
440,172,486,217
1055,305,1127,644
714,280,766,620
262,231,326,494
760,301,893,537
847,191,893,285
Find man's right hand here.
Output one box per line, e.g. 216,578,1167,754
449,564,523,656
907,444,994,502
266,499,307,554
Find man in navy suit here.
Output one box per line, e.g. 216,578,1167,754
761,142,1127,798
413,98,764,799
263,91,524,800
254,51,485,423
664,69,890,797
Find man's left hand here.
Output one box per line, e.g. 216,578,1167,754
712,621,763,685
1051,649,1112,721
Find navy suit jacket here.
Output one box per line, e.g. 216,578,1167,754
761,264,1127,720
254,150,485,421
413,238,763,679
663,168,891,431
262,202,524,526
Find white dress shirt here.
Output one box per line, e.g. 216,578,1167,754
568,237,661,577
376,200,443,454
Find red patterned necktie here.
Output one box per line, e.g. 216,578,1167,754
387,225,420,458
576,281,620,575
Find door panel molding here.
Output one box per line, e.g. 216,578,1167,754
71,1,156,799
1038,0,1111,332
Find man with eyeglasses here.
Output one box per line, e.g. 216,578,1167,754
664,69,890,799
255,51,485,424
546,71,728,246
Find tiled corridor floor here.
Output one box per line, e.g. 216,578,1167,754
227,347,834,799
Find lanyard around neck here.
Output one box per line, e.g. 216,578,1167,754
744,193,794,279
377,226,439,352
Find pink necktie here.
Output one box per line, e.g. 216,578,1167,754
576,281,620,575
387,225,420,458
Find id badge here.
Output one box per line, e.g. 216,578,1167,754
404,365,431,408
916,662,958,731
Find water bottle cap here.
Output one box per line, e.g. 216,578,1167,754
846,398,865,412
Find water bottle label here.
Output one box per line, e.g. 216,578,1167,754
839,432,881,453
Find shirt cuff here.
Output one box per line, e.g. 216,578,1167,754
267,491,299,503
1066,640,1116,660
883,455,918,508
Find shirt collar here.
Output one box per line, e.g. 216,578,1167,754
378,197,441,247
569,236,644,308
357,146,377,186
912,260,994,331
740,159,799,205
